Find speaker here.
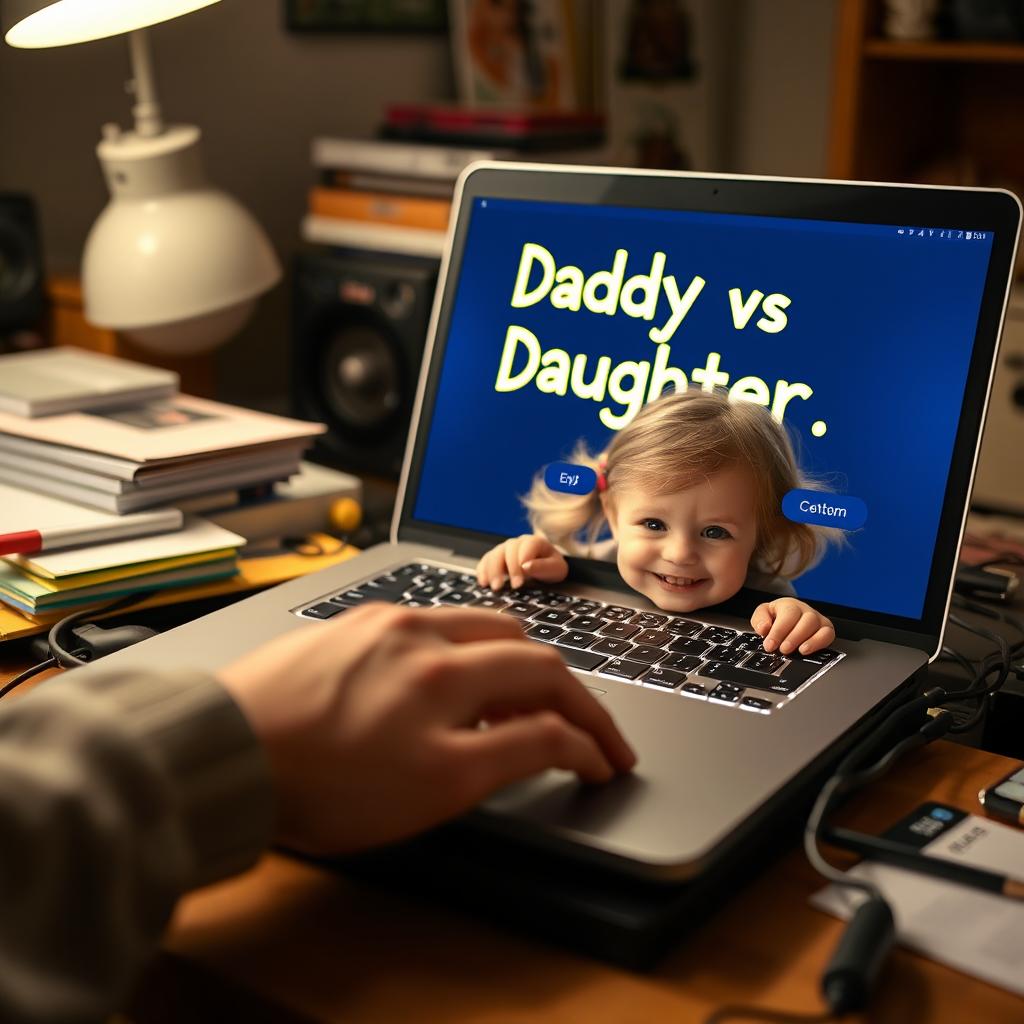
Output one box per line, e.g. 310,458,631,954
0,193,45,339
291,247,438,478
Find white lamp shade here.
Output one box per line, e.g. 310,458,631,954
4,0,222,48
82,124,281,354
83,187,280,338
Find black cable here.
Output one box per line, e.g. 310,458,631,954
704,1004,835,1024
47,591,154,669
0,657,58,699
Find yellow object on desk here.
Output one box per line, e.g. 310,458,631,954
0,534,358,641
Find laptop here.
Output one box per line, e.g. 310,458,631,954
78,165,1021,882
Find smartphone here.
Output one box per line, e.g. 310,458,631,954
979,764,1024,826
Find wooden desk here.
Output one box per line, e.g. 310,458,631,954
1,659,1020,1022
148,742,1021,1024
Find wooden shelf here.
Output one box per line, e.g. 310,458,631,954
864,38,1024,64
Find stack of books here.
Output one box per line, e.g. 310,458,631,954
0,347,352,622
303,125,608,260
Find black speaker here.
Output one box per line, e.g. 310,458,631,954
0,193,45,339
291,247,438,478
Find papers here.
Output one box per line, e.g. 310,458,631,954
0,393,324,462
0,347,177,417
7,516,245,579
812,853,1024,996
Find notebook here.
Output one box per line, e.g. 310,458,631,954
74,166,1021,880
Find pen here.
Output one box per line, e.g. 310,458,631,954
824,826,1024,900
0,524,152,557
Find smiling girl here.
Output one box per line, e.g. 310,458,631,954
476,389,840,656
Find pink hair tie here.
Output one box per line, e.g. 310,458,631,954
596,458,608,493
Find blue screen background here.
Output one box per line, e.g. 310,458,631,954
413,198,994,620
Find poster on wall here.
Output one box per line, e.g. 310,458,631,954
285,0,448,32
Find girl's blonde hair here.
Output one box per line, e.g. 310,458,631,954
524,388,841,580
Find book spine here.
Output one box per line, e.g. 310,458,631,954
301,214,446,259
321,170,455,199
311,136,504,179
309,186,452,231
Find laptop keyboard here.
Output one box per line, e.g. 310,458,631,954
294,562,844,715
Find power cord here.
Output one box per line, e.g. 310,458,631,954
0,592,157,701
705,595,1024,1023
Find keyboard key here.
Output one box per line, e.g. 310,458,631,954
591,637,634,657
708,684,742,706
566,614,605,632
556,646,608,672
303,602,346,619
557,630,597,649
532,592,575,608
627,645,665,665
399,598,433,608
602,606,637,621
661,653,703,672
743,652,783,673
734,632,765,650
407,583,445,599
599,658,648,681
680,682,709,700
438,590,475,605
599,621,641,640
740,696,773,714
643,667,686,689
571,601,604,616
470,596,509,610
699,626,737,644
706,644,746,665
700,662,798,694
533,608,574,626
790,648,842,666
526,623,566,643
668,637,711,657
778,661,824,687
502,602,537,618
667,618,703,637
393,565,421,578
634,628,672,646
630,611,669,628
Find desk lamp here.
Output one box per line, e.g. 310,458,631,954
3,0,281,354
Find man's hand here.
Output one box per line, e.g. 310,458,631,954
751,598,835,655
476,534,570,591
218,604,635,856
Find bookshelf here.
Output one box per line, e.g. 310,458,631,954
827,0,1024,195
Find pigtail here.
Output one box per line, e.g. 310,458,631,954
523,441,609,556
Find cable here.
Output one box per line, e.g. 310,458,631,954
704,1004,835,1023
47,591,154,669
0,657,58,699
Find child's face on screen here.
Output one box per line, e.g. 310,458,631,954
603,465,760,613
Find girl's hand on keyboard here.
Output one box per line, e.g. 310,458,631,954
477,534,569,591
751,598,835,656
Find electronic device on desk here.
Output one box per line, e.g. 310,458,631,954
290,246,438,479
62,165,1019,986
0,193,46,353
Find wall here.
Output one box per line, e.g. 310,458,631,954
0,0,838,402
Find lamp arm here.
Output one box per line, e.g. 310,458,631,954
128,29,163,138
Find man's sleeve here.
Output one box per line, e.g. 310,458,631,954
0,666,274,1024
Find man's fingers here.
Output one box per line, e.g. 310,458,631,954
443,640,636,773
777,611,822,655
453,713,615,797
409,606,525,644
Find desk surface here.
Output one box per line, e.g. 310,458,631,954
1,655,1021,1023
153,741,1022,1024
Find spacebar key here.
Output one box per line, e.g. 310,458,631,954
553,645,608,672
700,661,798,694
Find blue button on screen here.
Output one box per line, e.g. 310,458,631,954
782,489,868,531
544,462,597,495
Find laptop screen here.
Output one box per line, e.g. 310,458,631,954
403,169,1016,637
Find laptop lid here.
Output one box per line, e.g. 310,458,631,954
394,165,1020,657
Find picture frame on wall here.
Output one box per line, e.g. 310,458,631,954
285,0,448,33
